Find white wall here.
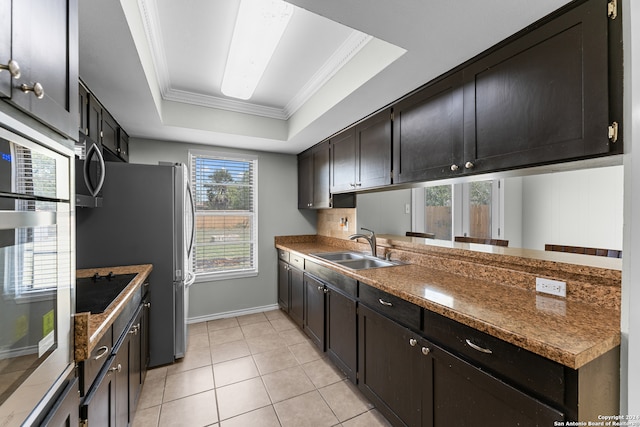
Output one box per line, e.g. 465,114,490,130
129,138,316,321
621,0,639,414
520,166,624,251
356,189,412,235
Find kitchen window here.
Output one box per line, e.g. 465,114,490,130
189,151,258,280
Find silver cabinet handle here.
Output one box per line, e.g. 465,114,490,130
409,338,417,347
20,82,44,99
450,164,459,171
93,345,109,360
109,363,122,373
323,288,329,294
0,59,21,78
465,339,493,354
422,347,431,355
144,302,151,308
378,298,393,307
464,161,475,169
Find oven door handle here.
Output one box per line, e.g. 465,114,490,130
84,143,106,197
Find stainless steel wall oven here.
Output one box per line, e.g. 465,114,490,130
0,123,74,426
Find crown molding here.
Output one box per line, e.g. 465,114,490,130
137,0,371,121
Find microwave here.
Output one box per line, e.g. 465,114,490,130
75,134,104,208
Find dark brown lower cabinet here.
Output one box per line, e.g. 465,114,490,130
325,284,357,383
358,302,565,427
303,273,326,350
277,260,290,312
430,345,564,426
289,267,304,328
358,303,423,427
80,303,148,426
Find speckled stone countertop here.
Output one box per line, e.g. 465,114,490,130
74,264,153,361
275,236,620,369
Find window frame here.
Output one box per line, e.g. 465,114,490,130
189,150,259,282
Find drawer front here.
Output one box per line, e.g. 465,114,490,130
423,310,566,405
305,261,357,297
289,254,305,270
278,249,290,263
359,283,421,331
80,326,113,396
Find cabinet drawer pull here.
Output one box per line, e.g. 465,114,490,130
421,347,430,355
20,82,44,99
450,164,459,171
465,339,493,354
0,59,21,78
378,298,393,307
144,302,151,308
317,285,324,292
464,161,475,169
93,345,109,360
409,338,417,347
109,363,122,373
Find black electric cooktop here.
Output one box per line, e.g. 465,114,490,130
76,272,137,314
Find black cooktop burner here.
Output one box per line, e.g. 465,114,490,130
76,273,137,314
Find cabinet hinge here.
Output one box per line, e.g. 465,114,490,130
607,0,617,19
80,420,88,427
390,111,394,121
608,122,619,143
356,372,359,380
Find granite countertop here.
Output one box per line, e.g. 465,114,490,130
275,239,620,369
74,264,153,361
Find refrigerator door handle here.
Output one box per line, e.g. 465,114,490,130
186,179,195,258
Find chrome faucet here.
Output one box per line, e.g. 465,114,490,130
349,227,377,257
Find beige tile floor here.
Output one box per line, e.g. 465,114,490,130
132,309,391,427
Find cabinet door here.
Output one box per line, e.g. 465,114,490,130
11,0,78,139
115,336,130,426
81,356,116,426
79,83,89,136
140,298,151,378
393,73,464,184
430,345,564,427
312,140,331,208
101,110,119,157
129,308,144,414
118,128,130,162
87,93,102,144
358,304,422,427
356,108,392,189
0,0,11,98
326,285,356,383
278,260,290,311
289,267,304,328
303,274,325,351
297,149,314,209
41,377,80,427
330,127,357,193
462,0,611,173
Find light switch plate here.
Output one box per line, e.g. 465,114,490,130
535,277,566,297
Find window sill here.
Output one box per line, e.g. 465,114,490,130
194,270,258,283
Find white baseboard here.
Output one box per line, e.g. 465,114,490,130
187,304,280,324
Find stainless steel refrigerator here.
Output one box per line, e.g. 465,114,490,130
76,162,195,367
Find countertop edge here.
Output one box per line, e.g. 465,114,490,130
74,264,153,361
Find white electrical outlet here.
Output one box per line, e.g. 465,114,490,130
535,277,566,298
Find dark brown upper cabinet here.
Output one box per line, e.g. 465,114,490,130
7,0,79,140
298,140,330,209
461,0,618,174
329,127,357,193
331,108,392,193
393,73,464,184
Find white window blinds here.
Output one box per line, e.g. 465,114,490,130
190,152,258,278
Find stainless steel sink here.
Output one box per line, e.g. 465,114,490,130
310,251,365,261
310,251,404,270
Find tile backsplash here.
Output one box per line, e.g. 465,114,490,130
317,208,357,239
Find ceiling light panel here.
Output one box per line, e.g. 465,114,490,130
221,0,294,100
